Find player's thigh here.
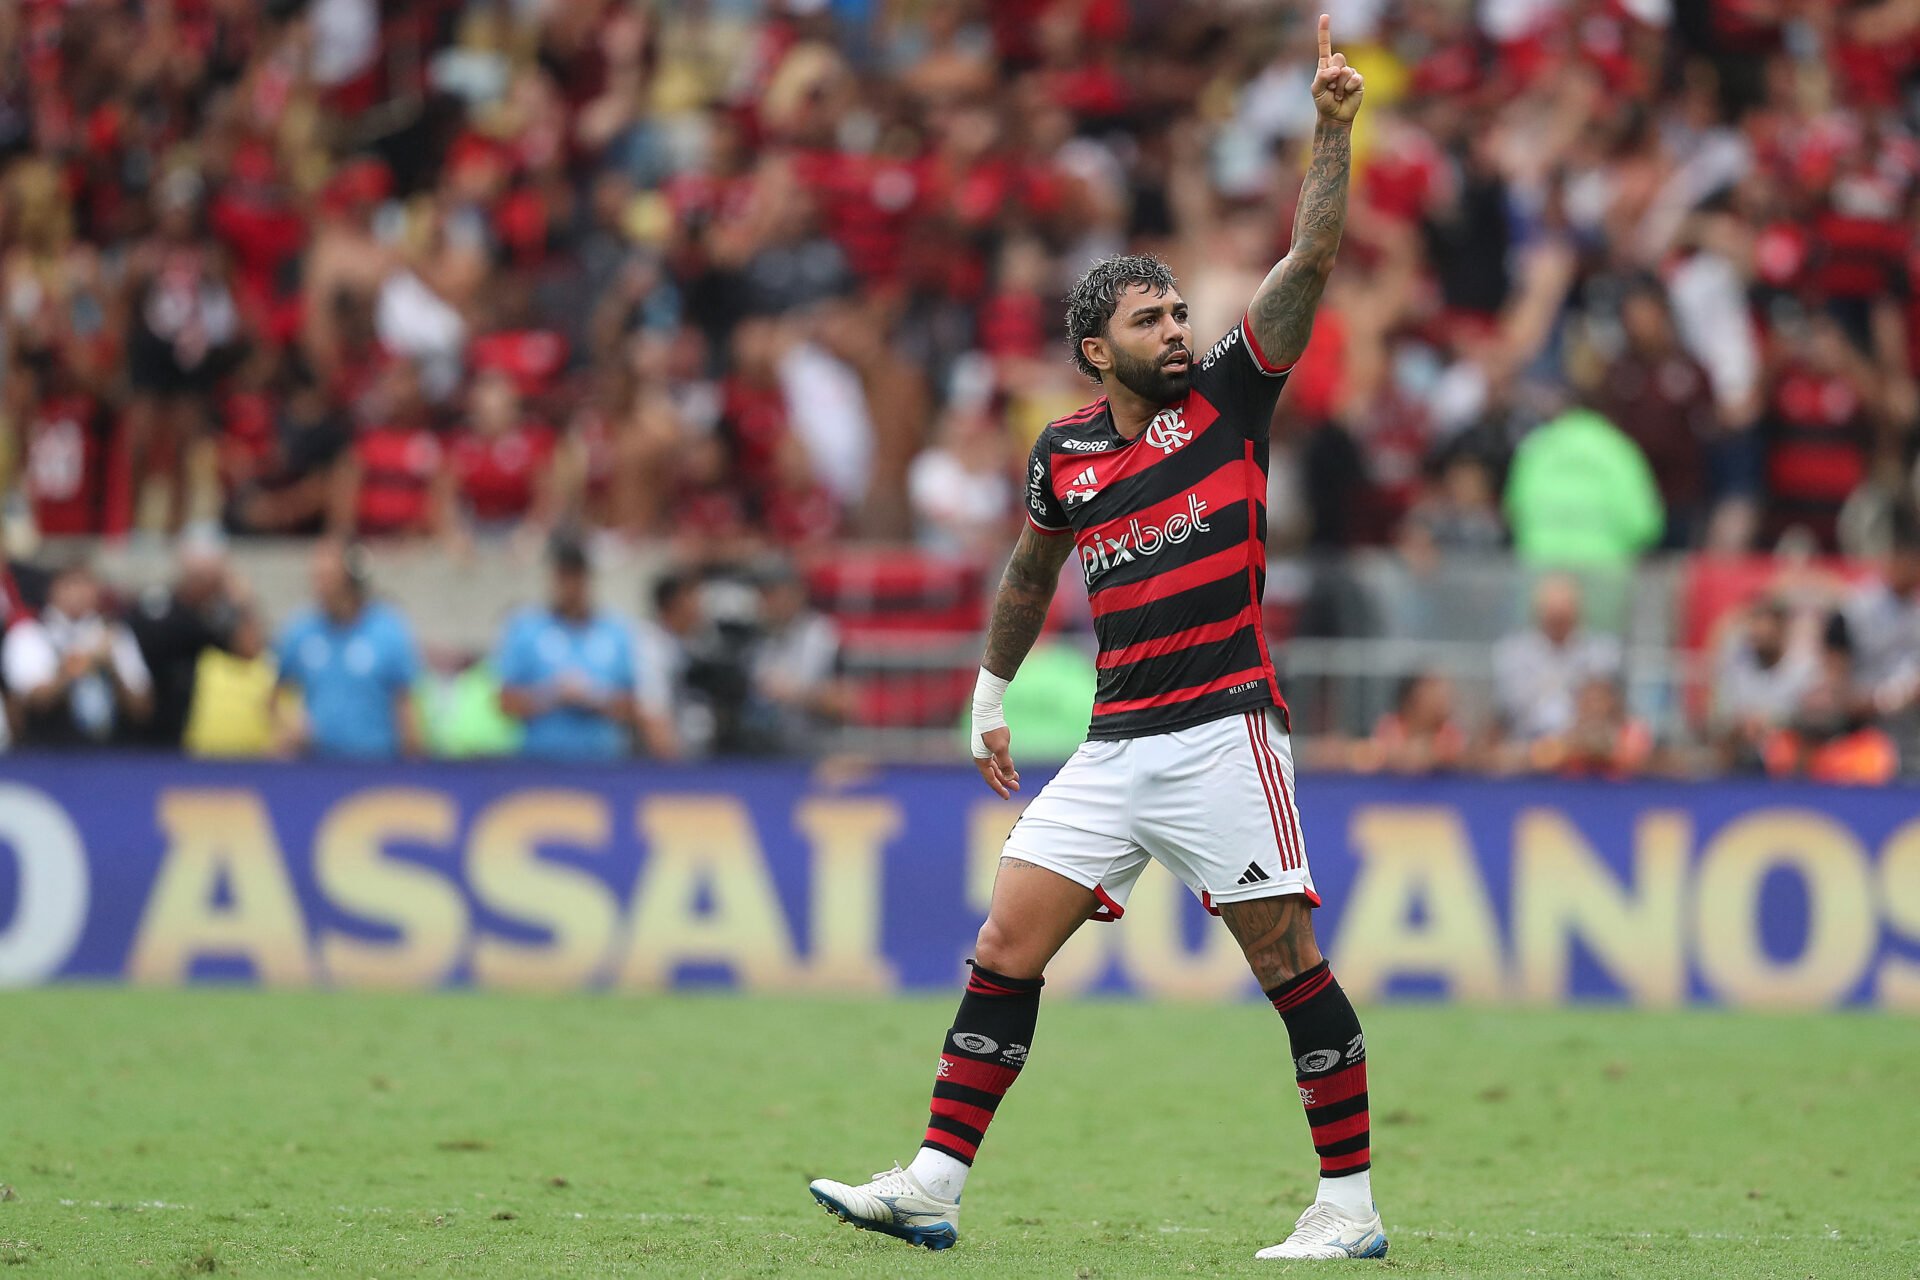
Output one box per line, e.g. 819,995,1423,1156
1135,707,1320,911
983,738,1149,977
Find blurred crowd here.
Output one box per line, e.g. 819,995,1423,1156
1331,512,1920,783
0,533,849,759
5,0,1920,558
5,0,1920,774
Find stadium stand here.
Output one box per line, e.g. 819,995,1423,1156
4,0,1920,779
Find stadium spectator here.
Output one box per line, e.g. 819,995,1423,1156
1349,671,1471,775
1398,451,1505,561
1492,575,1623,744
1841,509,1920,772
413,653,524,761
908,403,1017,556
494,535,649,762
1,559,152,748
1524,677,1656,780
339,359,444,540
122,169,243,534
1711,596,1819,774
182,609,283,760
1762,314,1879,551
1504,406,1664,569
745,561,848,755
272,541,421,760
440,368,559,554
634,570,713,758
4,158,118,536
1593,278,1719,548
221,356,354,537
11,355,115,538
1765,613,1899,786
128,534,244,748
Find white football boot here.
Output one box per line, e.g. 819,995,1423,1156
1255,1200,1389,1260
808,1164,961,1250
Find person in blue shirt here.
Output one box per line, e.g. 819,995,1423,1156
495,535,651,762
273,541,422,759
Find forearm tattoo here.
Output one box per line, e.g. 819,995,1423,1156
982,530,1064,681
1250,119,1351,369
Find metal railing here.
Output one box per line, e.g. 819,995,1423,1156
821,552,1711,763
824,632,1708,763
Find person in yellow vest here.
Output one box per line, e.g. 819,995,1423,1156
183,610,291,757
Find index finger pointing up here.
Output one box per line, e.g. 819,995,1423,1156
1318,13,1332,66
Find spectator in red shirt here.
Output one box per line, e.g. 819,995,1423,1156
1349,671,1472,775
337,359,444,540
438,368,558,553
14,362,110,537
1527,676,1656,779
1763,313,1877,550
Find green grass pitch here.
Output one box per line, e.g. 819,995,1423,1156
1,990,1915,1277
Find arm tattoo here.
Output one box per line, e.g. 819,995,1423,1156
1249,119,1351,370
982,528,1070,680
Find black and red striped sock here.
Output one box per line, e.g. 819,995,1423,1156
1267,960,1371,1182
919,962,1042,1169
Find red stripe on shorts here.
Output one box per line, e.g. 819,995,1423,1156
1259,712,1303,870
1246,712,1298,871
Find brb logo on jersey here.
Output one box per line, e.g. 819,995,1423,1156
1144,407,1192,455
1080,494,1212,584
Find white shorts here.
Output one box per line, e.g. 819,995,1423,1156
1003,706,1318,921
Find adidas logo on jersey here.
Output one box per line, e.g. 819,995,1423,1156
1236,862,1272,886
1062,466,1100,507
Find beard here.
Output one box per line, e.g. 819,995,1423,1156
1110,342,1191,405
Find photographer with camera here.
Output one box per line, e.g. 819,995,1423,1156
1,559,153,748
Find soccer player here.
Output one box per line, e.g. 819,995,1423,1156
809,14,1375,1263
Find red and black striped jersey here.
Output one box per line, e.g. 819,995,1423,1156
1025,315,1292,740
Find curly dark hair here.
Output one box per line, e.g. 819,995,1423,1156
1063,254,1178,382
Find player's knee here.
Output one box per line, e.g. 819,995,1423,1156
972,917,1043,980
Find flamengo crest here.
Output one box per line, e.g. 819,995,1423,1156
1144,407,1192,455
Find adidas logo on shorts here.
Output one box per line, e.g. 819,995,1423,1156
1236,862,1272,886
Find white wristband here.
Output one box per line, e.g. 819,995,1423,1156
970,668,1010,759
